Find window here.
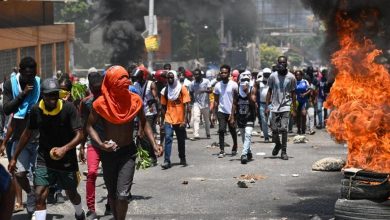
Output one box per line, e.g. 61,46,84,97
56,42,65,74
0,49,17,81
41,44,53,79
20,46,36,60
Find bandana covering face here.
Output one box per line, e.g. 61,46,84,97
239,70,251,98
93,65,142,124
167,70,182,101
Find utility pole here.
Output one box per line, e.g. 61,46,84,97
220,8,225,64
147,0,154,71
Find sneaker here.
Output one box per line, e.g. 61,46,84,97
47,191,56,204
241,155,248,164
190,136,200,141
218,151,225,158
150,158,158,167
104,204,112,216
272,145,281,156
264,138,270,143
26,192,36,213
231,150,237,156
75,210,86,220
206,134,211,139
247,152,253,161
180,158,187,166
86,210,98,220
281,151,289,160
288,130,293,133
55,191,65,204
309,130,316,135
161,161,171,169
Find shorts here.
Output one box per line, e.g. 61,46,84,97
34,166,80,191
101,145,136,201
11,140,38,173
297,101,308,111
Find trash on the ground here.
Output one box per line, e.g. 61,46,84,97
280,174,287,177
281,217,288,220
237,174,266,181
293,135,308,143
311,145,319,149
237,180,249,188
207,142,230,148
309,214,322,220
251,131,260,136
312,157,346,171
182,181,188,185
256,152,266,156
273,197,280,200
292,174,300,177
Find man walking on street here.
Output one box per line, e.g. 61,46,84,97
9,78,85,220
3,57,40,217
189,69,211,140
87,66,162,220
266,56,297,160
234,71,257,164
160,70,191,169
214,64,238,158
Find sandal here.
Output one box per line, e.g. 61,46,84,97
13,203,24,213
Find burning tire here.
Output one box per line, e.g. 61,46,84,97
334,199,390,220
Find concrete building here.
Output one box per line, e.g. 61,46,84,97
0,0,75,80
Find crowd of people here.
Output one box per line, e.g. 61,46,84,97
0,55,333,220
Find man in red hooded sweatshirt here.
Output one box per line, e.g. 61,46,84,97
86,66,162,220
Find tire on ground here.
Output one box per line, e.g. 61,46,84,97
334,199,390,220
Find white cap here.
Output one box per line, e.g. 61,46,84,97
262,67,272,73
88,67,98,74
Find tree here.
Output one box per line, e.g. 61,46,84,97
259,44,281,68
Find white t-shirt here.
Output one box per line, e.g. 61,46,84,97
213,80,238,114
189,78,211,109
259,82,269,103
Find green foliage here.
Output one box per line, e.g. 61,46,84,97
71,82,87,101
285,50,303,68
136,145,152,170
259,44,281,68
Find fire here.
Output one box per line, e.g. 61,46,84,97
324,11,390,173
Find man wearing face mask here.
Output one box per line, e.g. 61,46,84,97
160,70,191,169
9,78,85,220
257,68,272,142
234,71,257,164
3,57,40,217
87,66,162,220
266,56,297,160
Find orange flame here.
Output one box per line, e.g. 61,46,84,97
324,11,390,174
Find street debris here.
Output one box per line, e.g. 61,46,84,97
292,174,300,177
206,142,230,148
256,152,266,156
237,174,266,181
237,180,249,188
312,157,345,171
293,135,308,143
182,180,188,185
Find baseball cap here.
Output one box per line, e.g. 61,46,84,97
41,78,60,94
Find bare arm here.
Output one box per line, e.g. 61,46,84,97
138,107,162,156
86,109,104,148
214,93,219,111
250,86,257,107
8,128,32,173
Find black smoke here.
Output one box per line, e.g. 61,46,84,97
95,0,256,66
301,0,390,64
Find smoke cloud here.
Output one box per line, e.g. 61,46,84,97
95,0,256,66
301,0,390,63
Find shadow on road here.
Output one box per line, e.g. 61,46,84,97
276,172,342,219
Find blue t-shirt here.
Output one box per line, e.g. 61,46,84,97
296,79,309,103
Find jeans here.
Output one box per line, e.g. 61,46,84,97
164,123,186,163
307,107,315,132
192,105,210,137
317,98,326,127
270,111,290,150
86,144,100,211
217,112,238,151
259,103,269,140
239,126,253,156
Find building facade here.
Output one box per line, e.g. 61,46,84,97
0,0,75,80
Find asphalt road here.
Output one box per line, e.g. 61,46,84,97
6,125,346,220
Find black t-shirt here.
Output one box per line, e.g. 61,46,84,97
236,90,256,128
28,101,81,171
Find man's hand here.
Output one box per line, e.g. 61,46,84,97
228,115,236,128
100,140,117,152
78,146,86,164
22,84,34,96
8,159,17,174
53,146,68,160
153,143,163,157
265,106,270,115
